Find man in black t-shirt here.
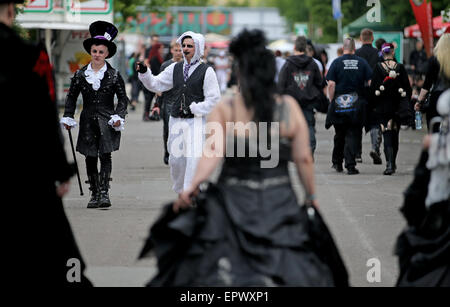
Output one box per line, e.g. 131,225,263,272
356,28,382,164
356,29,379,71
326,38,372,174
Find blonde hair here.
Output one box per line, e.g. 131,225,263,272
434,34,450,80
170,38,180,49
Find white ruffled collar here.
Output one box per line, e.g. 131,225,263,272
85,63,107,91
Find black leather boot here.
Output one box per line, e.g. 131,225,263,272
98,173,112,208
383,148,395,175
86,174,100,208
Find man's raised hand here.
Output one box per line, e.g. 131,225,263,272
136,62,148,74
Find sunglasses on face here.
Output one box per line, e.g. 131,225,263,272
182,44,194,48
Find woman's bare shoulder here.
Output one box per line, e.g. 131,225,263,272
209,96,233,122
280,95,302,114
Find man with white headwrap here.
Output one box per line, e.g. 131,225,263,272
136,31,221,194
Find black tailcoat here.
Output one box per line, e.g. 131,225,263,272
64,62,129,157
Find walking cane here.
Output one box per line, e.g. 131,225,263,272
68,129,84,196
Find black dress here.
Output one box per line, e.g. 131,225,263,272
1,22,91,286
139,105,348,286
369,60,412,128
395,151,450,287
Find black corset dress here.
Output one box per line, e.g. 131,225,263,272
139,133,348,286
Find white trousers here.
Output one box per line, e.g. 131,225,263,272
167,116,206,194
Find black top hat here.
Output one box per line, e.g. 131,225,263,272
83,21,118,59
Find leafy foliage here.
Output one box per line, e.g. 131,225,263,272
264,0,450,43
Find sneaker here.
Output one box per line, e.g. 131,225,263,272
370,151,382,165
332,164,343,173
347,167,360,175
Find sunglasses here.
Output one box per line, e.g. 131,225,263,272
182,44,194,48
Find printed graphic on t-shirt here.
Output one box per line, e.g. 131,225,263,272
343,60,359,70
335,93,358,113
293,71,310,90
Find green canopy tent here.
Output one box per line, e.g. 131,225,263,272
343,7,402,37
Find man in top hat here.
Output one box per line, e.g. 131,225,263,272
61,20,129,209
136,31,221,195
1,0,92,286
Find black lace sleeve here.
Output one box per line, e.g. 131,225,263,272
114,71,129,118
63,71,82,118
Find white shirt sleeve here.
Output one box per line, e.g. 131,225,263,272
313,58,324,74
138,62,176,93
189,67,221,116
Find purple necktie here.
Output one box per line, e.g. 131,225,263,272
183,60,198,82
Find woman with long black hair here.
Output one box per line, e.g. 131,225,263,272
139,29,348,287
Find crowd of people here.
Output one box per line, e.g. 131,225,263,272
3,0,448,287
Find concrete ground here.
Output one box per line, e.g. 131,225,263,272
61,100,426,287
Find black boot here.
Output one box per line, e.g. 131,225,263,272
86,174,100,208
383,148,395,175
98,173,112,208
369,128,382,165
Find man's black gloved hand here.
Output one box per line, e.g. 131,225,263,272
136,62,148,74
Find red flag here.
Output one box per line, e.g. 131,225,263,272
409,0,434,57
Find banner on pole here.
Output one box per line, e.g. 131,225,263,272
409,0,434,57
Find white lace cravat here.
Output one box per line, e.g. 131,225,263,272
85,63,107,91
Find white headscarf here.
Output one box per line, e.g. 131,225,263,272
176,31,205,64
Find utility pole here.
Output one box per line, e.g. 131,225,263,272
337,17,342,43
332,0,343,43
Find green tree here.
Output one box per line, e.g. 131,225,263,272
225,0,251,7
268,0,450,43
305,0,336,43
341,0,368,27
383,0,449,27
266,0,309,24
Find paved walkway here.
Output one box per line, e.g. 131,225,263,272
61,101,426,287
